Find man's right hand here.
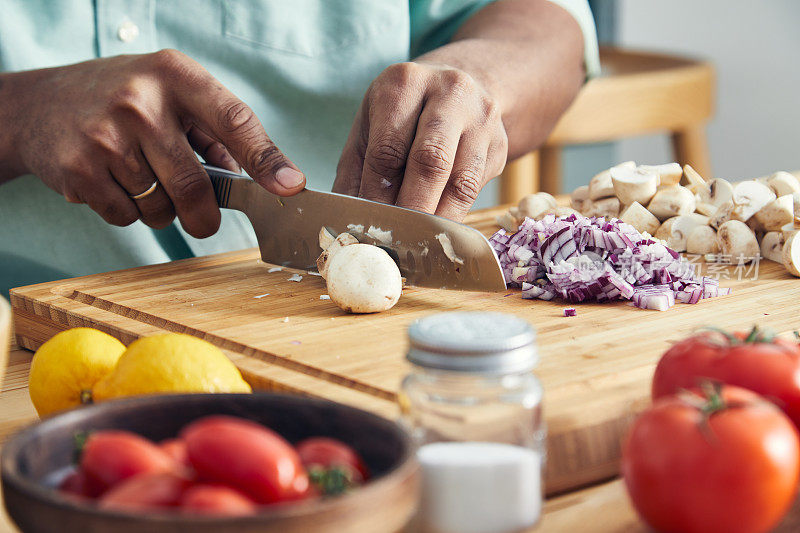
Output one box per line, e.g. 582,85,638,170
1,50,305,237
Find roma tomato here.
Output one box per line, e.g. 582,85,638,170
58,469,102,499
81,431,179,493
623,385,800,533
296,437,369,482
182,416,309,504
180,484,257,516
99,472,192,511
652,327,800,428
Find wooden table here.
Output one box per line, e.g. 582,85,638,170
4,348,800,532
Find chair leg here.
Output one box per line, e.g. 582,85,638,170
538,146,562,195
498,151,540,205
671,125,712,178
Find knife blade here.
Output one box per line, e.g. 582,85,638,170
203,164,506,292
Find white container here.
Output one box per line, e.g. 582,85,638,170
400,312,545,533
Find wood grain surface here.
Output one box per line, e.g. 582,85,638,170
10,206,800,495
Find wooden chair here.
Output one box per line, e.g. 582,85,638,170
498,46,715,203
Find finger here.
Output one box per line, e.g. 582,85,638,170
187,126,240,173
333,103,368,197
109,148,176,229
435,135,490,221
140,124,220,239
70,169,140,227
179,81,305,195
395,102,463,213
356,86,424,204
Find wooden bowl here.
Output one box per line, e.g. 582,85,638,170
0,296,10,388
1,393,419,533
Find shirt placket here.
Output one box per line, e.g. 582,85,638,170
96,0,156,57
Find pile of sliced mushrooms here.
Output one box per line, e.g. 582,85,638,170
497,163,800,277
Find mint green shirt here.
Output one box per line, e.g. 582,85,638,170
0,0,598,295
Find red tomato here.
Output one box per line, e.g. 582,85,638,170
81,431,180,493
296,437,369,482
653,327,800,427
159,438,192,469
182,416,309,504
58,469,101,499
623,385,800,533
180,484,257,516
99,472,192,511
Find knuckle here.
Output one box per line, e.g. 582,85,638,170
100,201,138,227
249,144,286,175
150,48,188,72
409,141,452,178
442,69,474,95
481,96,502,123
168,167,208,202
449,168,483,206
366,135,407,175
217,100,259,135
381,62,419,87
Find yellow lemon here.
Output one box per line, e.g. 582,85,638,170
29,328,126,417
92,333,251,401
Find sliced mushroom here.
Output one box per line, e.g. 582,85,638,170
716,220,760,263
317,232,359,278
610,166,659,206
570,185,591,213
697,178,734,209
518,192,557,219
495,211,520,232
654,214,710,252
729,181,776,222
619,202,661,236
535,206,581,220
585,196,621,219
695,202,718,216
589,161,635,200
682,164,707,193
754,194,794,231
767,171,800,197
761,231,785,263
647,185,696,221
318,227,336,250
686,225,719,255
639,162,683,187
783,232,800,277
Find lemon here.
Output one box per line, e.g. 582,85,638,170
29,328,126,417
92,333,251,401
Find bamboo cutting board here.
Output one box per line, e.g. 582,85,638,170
10,206,800,495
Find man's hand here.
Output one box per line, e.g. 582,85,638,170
333,62,508,221
3,50,305,237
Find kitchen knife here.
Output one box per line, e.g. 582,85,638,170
203,164,506,292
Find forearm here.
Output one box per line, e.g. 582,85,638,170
0,71,29,183
413,0,585,159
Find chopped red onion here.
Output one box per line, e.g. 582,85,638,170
489,214,730,310
564,308,577,317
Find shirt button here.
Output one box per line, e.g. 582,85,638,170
117,20,140,43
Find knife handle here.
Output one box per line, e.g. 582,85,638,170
203,164,250,211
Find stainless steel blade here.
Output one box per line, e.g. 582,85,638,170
205,165,506,291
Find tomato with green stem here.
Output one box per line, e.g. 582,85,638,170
623,384,800,533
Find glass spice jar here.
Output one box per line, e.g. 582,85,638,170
400,311,545,533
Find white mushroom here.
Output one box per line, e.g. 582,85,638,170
729,181,776,222
639,163,683,187
570,185,591,213
709,201,734,229
697,178,734,209
783,232,800,277
716,220,760,263
767,171,800,197
754,194,794,231
584,197,621,219
517,192,557,219
589,161,635,200
535,206,581,220
324,244,403,313
682,164,707,193
686,225,719,255
654,214,710,252
647,185,696,221
695,202,718,217
782,221,799,241
619,202,661,236
610,166,659,206
760,232,785,263
746,216,766,241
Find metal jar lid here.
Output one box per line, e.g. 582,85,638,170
406,312,538,374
